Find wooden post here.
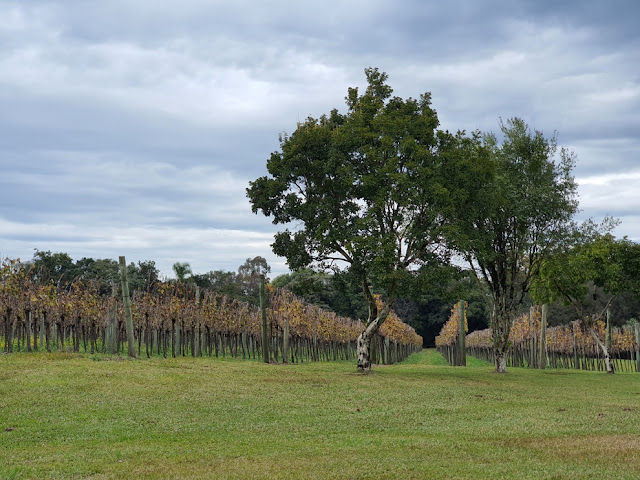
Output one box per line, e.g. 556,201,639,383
39,313,44,350
312,322,318,361
539,303,548,369
118,256,137,358
606,307,612,357
176,321,181,356
572,322,579,369
458,300,466,366
283,314,290,364
26,310,32,352
108,284,118,354
260,274,270,364
194,286,201,357
635,323,640,373
529,306,536,368
384,336,390,365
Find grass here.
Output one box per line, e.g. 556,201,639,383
1,350,639,479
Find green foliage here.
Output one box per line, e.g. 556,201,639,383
192,269,240,296
532,222,640,325
172,261,193,283
272,269,369,320
236,256,271,303
441,118,579,367
30,250,159,295
248,68,449,326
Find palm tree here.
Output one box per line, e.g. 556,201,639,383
172,261,192,283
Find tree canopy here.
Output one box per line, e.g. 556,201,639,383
440,117,579,372
247,68,451,371
531,223,640,373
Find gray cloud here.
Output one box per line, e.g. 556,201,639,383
1,0,639,277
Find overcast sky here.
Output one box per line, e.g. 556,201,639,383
1,0,639,279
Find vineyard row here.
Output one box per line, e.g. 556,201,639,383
436,305,640,372
1,278,422,364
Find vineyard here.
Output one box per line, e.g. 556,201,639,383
0,258,421,365
436,304,640,372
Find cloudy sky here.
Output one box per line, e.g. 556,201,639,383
1,1,639,279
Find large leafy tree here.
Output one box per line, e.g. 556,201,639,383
532,224,640,373
441,118,578,372
247,68,448,372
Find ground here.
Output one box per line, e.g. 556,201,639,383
1,350,639,479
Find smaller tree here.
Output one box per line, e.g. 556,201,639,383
192,270,239,296
172,262,193,283
441,118,579,372
31,250,76,286
237,256,271,303
532,223,640,374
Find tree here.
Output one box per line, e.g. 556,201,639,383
192,270,240,296
237,256,271,303
31,250,76,286
137,260,160,293
272,269,369,320
172,262,193,283
73,257,120,295
441,118,578,372
532,224,640,373
247,68,448,372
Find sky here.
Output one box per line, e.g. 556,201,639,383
1,0,639,279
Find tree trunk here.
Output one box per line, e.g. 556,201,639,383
589,327,614,374
492,307,512,373
495,353,507,373
356,305,391,373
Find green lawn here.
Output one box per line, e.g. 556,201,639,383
1,350,639,479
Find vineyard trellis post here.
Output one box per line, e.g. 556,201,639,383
26,310,32,352
457,300,466,366
260,274,270,364
108,283,118,355
39,313,44,350
539,303,548,369
195,286,201,357
635,323,640,372
529,306,536,368
606,307,612,359
571,322,579,369
119,256,137,359
283,314,290,364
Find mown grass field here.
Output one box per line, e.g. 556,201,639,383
1,350,639,479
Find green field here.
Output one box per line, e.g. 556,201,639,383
1,350,639,479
